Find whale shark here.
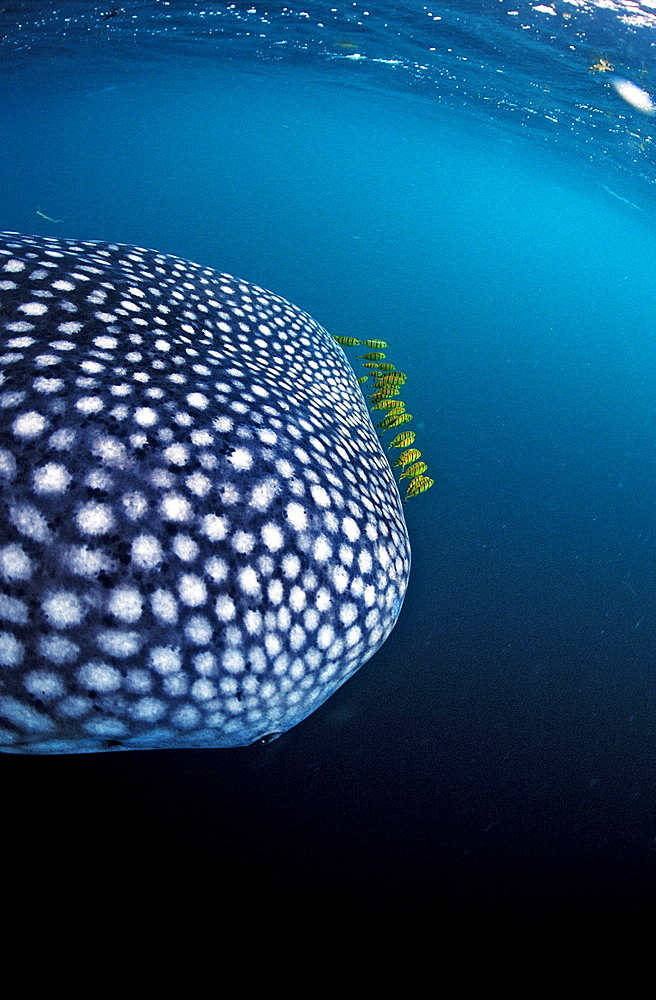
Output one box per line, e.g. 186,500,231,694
0,232,410,753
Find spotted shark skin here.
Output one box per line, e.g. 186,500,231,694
0,233,410,754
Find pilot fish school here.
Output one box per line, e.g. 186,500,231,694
331,334,434,502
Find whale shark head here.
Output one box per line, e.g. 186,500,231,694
0,233,410,753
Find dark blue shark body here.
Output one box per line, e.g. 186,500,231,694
0,233,410,753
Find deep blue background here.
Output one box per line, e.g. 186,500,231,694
3,42,656,931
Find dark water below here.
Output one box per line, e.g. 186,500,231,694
3,1,656,933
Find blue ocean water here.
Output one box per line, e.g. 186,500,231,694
3,0,656,931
